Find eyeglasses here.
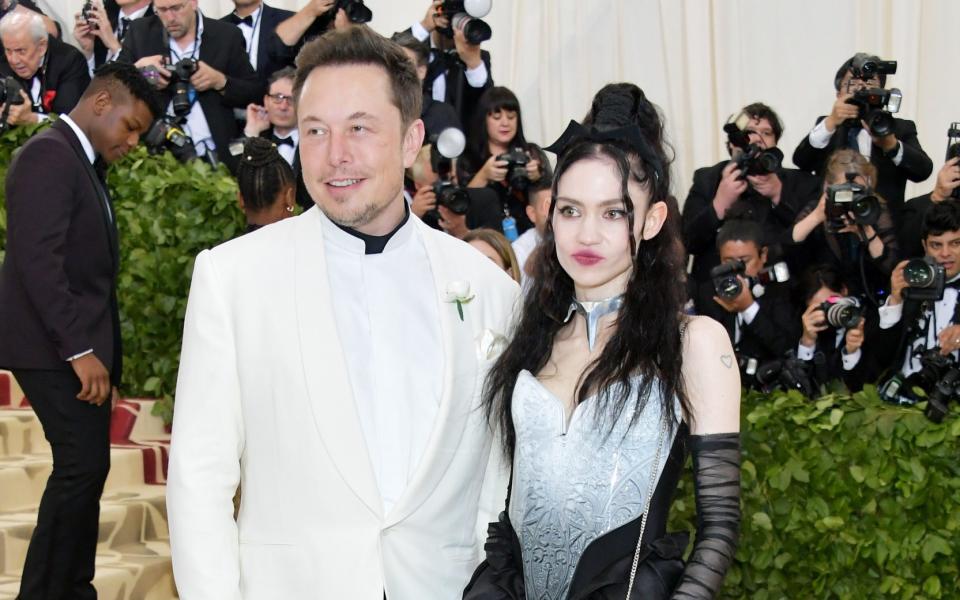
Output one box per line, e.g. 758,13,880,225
155,2,189,15
267,93,294,105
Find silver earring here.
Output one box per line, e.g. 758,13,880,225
286,206,294,213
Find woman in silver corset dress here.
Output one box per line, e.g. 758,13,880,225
463,84,742,600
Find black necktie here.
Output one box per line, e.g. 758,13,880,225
118,17,130,40
271,134,294,148
236,14,253,26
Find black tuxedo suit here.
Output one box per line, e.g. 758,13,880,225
221,3,294,87
91,0,155,71
792,115,933,222
681,160,820,306
0,119,119,599
117,14,263,165
0,35,90,115
424,48,492,128
801,321,879,393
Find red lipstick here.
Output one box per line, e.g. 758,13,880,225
572,250,604,266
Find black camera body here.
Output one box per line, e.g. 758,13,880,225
845,87,902,138
825,178,881,232
0,76,25,107
722,122,782,177
437,0,492,45
144,115,197,163
946,123,960,200
819,295,863,329
755,354,817,398
902,256,946,302
926,367,960,423
168,58,198,117
496,146,530,191
334,0,372,24
710,259,746,300
850,54,897,81
429,128,470,215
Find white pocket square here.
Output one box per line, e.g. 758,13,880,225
476,329,508,362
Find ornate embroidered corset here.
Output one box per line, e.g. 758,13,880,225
508,370,680,600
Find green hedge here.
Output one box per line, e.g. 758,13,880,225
4,123,960,598
0,120,243,423
669,386,960,599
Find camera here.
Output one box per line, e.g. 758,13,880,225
723,118,783,177
0,76,25,133
754,261,790,287
82,0,98,29
825,176,881,232
437,0,492,45
710,259,745,300
333,0,371,24
850,54,897,81
880,350,958,421
430,127,470,215
818,295,862,329
755,354,817,398
496,146,530,191
902,256,946,302
169,58,199,117
945,123,960,200
845,87,902,138
144,115,197,163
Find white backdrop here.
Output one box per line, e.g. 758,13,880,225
38,0,960,203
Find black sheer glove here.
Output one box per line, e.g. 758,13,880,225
672,433,741,599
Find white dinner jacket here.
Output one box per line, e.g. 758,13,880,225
167,207,519,599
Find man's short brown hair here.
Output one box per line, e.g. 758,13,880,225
293,26,422,128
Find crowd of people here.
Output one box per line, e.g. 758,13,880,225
2,0,958,405
1,3,957,597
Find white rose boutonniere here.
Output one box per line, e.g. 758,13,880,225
444,281,476,321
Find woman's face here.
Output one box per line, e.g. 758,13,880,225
552,156,665,300
486,109,518,147
468,239,507,271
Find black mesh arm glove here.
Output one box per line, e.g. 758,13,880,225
672,433,741,599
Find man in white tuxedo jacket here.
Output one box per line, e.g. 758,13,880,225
166,26,519,599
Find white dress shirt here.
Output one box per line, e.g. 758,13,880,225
797,329,862,371
807,118,905,165
879,282,960,376
168,13,215,155
319,208,443,514
410,20,489,103
233,3,263,71
272,128,298,166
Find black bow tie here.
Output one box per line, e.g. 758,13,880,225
236,14,253,26
271,134,294,148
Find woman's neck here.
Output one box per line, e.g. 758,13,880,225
488,140,508,157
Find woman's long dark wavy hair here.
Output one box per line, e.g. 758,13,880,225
482,83,691,459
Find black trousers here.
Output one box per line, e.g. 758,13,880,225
12,369,111,600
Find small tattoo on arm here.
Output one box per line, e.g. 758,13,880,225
720,354,734,369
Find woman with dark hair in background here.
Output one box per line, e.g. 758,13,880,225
464,85,741,599
459,86,545,237
236,137,296,234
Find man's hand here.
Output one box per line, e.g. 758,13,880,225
438,204,469,239
746,172,782,205
4,90,38,126
479,154,508,185
191,61,227,93
73,13,96,56
420,0,444,32
888,259,909,306
712,162,747,219
824,93,859,132
411,185,437,218
85,0,122,53
844,318,865,354
71,353,111,405
525,153,542,182
938,324,960,356
310,0,335,17
931,157,960,202
134,55,171,89
866,120,898,152
244,104,271,137
453,19,482,70
712,276,754,314
800,302,829,347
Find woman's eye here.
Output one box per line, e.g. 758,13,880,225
558,206,579,217
605,209,627,219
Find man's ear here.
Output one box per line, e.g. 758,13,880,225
759,245,769,265
92,89,113,116
402,118,426,169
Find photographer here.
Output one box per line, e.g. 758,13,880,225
274,0,356,64
408,0,492,128
790,149,899,297
458,86,544,237
117,0,262,167
73,0,154,77
793,52,932,223
682,103,820,309
900,157,960,258
697,219,799,386
796,264,876,392
391,30,460,140
221,0,293,90
874,200,960,388
0,10,90,125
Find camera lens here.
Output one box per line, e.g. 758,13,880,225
716,276,742,300
903,259,935,288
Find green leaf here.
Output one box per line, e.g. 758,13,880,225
921,535,952,563
923,575,942,597
829,408,844,426
752,511,773,531
849,465,865,483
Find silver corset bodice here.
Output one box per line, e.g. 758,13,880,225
508,370,680,600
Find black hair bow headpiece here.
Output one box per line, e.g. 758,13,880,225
544,119,663,183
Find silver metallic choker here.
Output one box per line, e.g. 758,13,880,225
564,295,625,351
